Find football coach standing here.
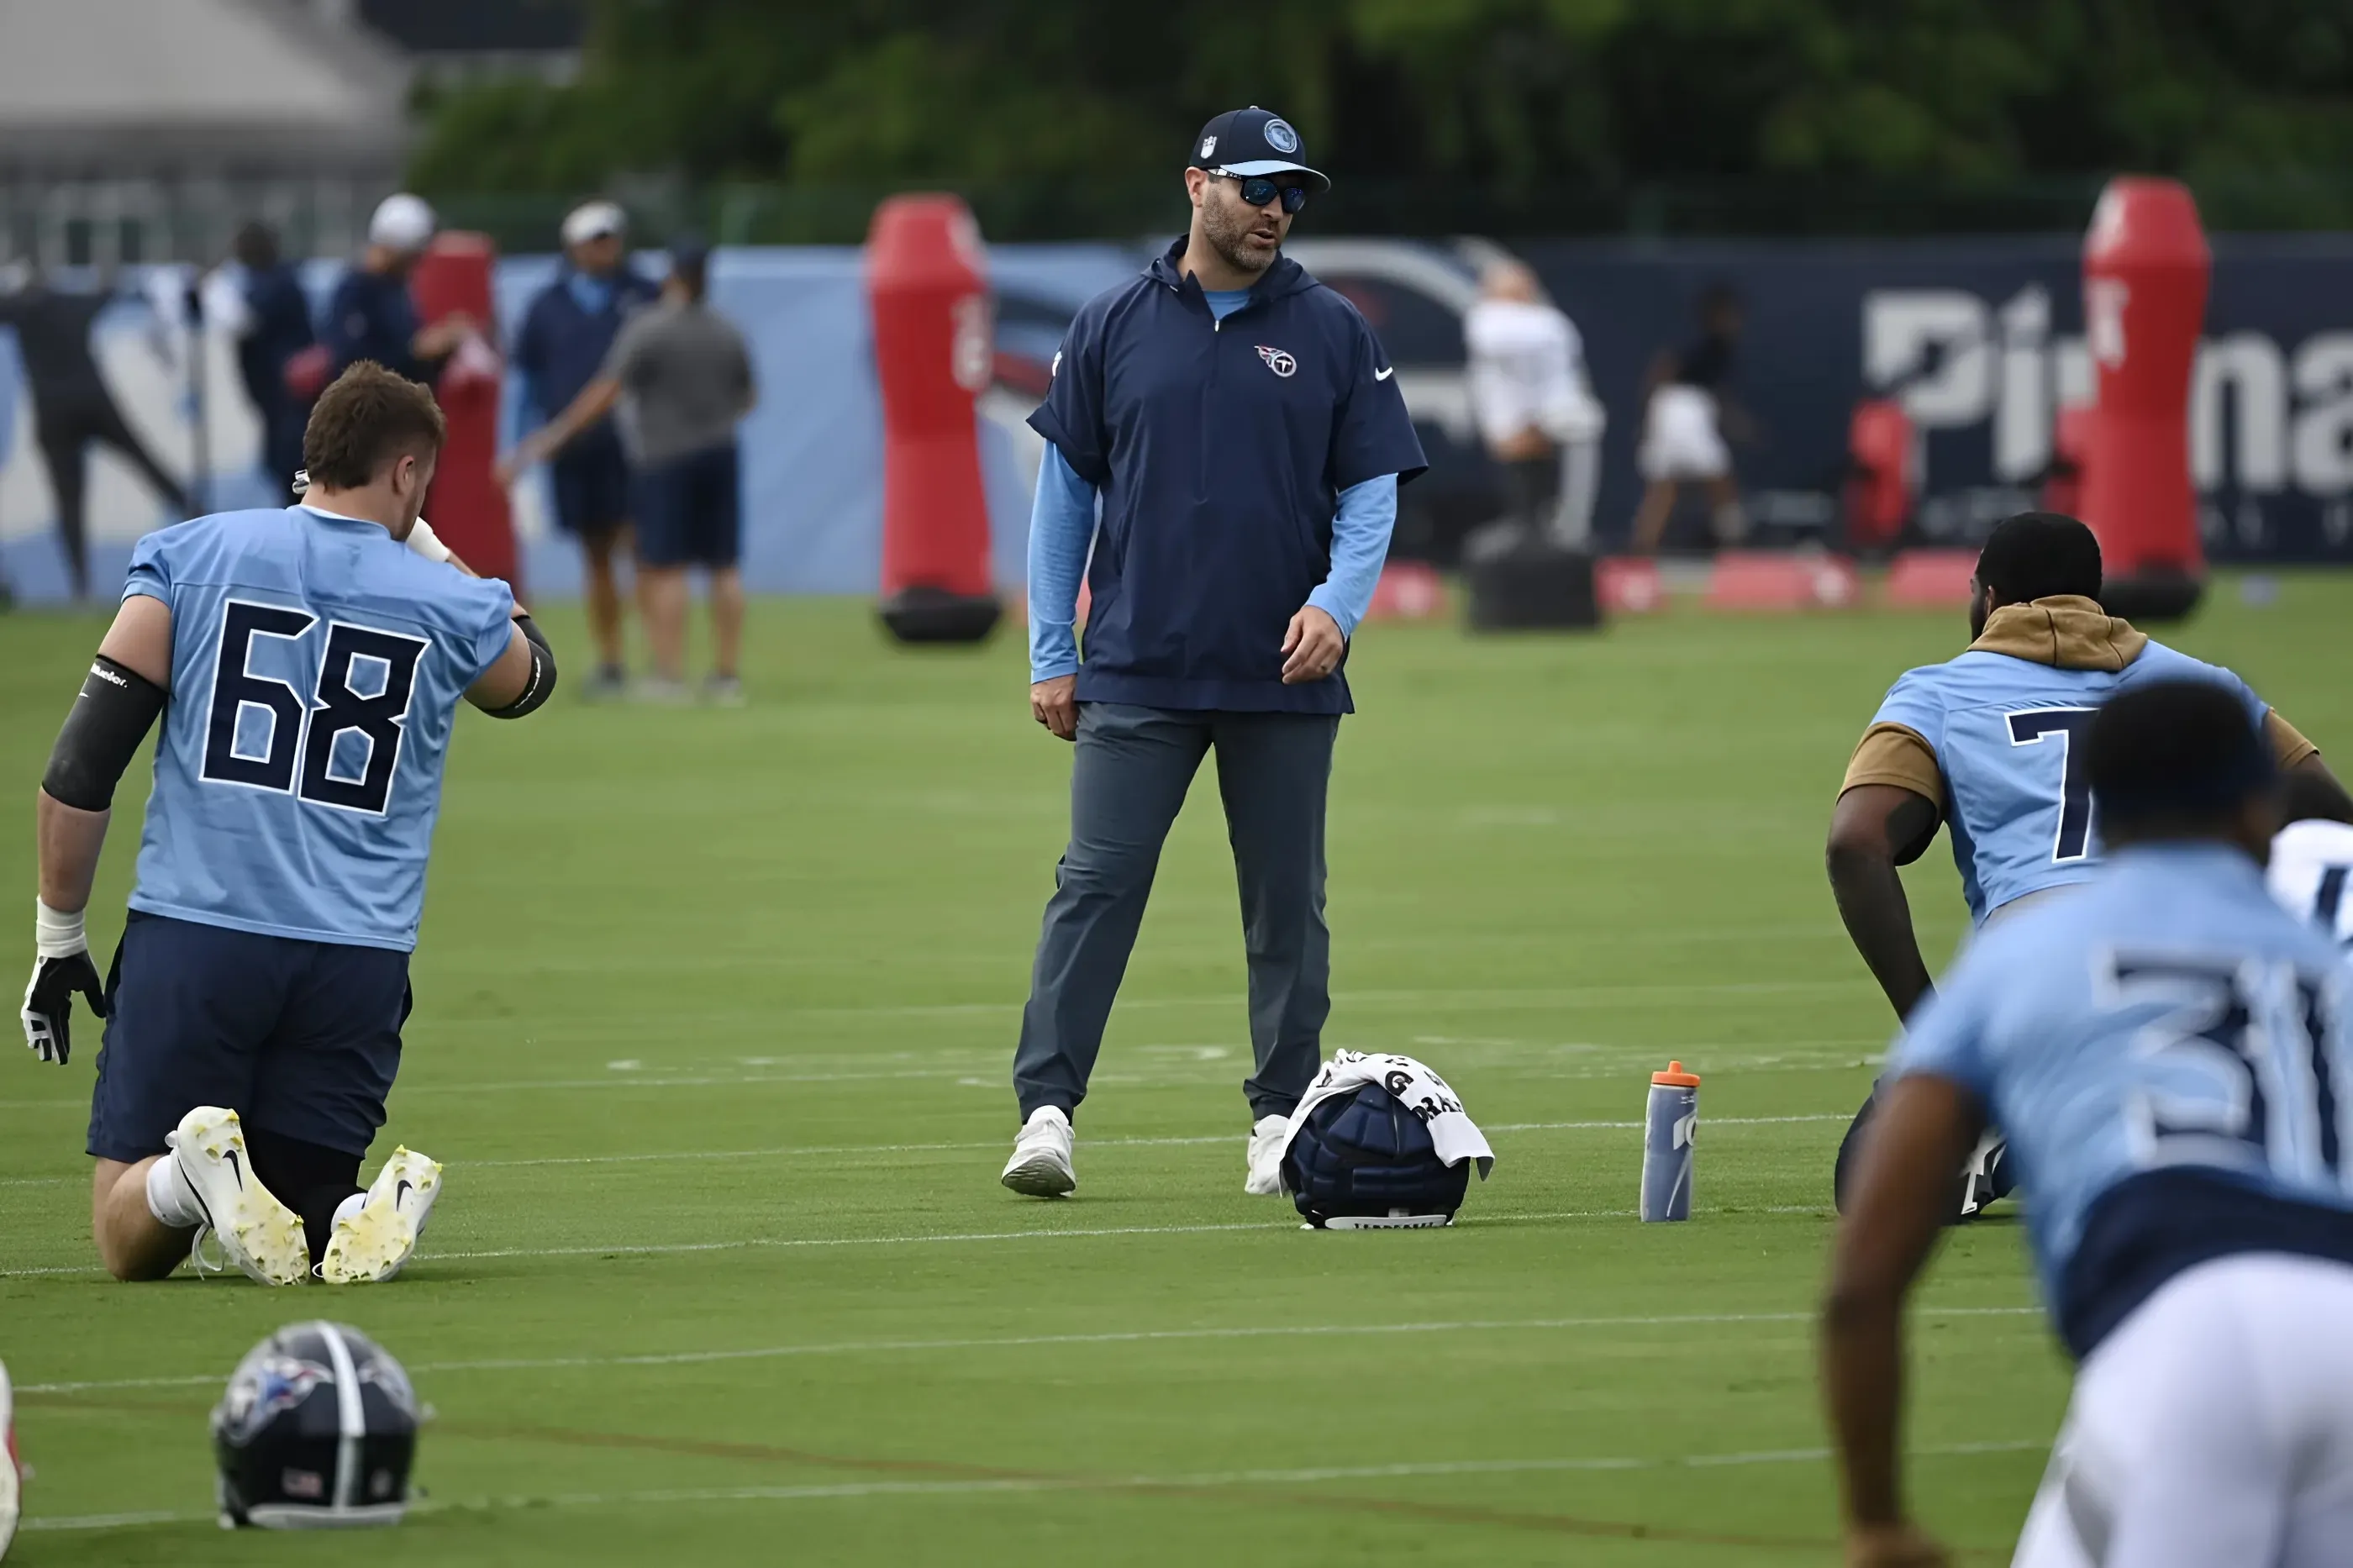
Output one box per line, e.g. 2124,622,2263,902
1001,107,1426,1200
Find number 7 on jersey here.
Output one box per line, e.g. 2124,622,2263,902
2008,706,2098,863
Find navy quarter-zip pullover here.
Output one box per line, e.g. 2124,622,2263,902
514,263,661,418
1029,238,1427,714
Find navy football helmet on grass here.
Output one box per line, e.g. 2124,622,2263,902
1282,1081,1471,1228
213,1322,419,1529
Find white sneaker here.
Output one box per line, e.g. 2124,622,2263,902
168,1108,308,1286
1000,1107,1076,1197
319,1146,443,1284
1,1359,20,1562
1245,1114,1291,1197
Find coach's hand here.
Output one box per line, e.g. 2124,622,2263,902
1281,606,1346,684
22,948,105,1066
1031,675,1078,741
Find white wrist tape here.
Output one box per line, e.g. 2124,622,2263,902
34,899,87,960
406,517,453,564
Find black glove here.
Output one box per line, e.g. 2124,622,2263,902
23,950,106,1065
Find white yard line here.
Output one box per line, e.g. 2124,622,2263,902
17,1437,2045,1533
0,1113,1851,1189
18,1304,2039,1395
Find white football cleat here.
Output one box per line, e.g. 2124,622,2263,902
1,1358,20,1561
1245,1114,1291,1196
1000,1107,1076,1197
319,1146,443,1284
168,1108,308,1286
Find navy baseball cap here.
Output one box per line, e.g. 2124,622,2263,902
1189,106,1329,191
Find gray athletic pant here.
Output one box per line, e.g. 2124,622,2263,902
1013,702,1340,1123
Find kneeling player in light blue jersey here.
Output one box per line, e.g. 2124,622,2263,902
1826,513,2350,1218
18,362,558,1287
1824,681,2353,1568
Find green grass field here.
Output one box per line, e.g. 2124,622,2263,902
4,576,2350,1565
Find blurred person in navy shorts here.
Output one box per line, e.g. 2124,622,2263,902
503,243,755,703
512,201,658,697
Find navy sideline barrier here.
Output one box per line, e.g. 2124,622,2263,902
0,234,2346,602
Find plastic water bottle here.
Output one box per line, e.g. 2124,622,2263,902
1640,1061,1702,1222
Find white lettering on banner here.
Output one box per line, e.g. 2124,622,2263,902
1995,286,2052,481
2291,334,2353,492
2193,335,2287,492
1865,288,2353,501
1864,289,1990,427
2052,337,2095,413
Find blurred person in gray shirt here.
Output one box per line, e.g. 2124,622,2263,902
503,243,755,702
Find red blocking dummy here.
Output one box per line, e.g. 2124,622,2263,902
867,195,1002,642
411,234,519,590
2080,178,2208,621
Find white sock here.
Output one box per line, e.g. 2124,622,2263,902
145,1153,206,1229
332,1192,368,1229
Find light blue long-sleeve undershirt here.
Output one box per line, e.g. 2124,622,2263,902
1025,445,1399,683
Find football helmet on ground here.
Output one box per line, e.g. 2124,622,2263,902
1282,1082,1473,1228
213,1322,419,1529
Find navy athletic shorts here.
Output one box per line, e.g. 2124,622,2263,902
633,441,741,569
86,913,411,1163
550,430,634,539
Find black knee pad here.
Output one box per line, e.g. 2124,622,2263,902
1833,1084,2013,1225
242,1126,363,1265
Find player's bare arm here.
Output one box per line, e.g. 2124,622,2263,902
2285,749,2353,821
24,593,174,1068
413,310,476,361
1821,1073,1982,1568
497,375,622,484
1827,783,1941,1021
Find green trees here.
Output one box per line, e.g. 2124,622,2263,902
409,1,2353,233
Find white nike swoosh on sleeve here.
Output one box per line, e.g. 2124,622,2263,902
1374,366,1394,381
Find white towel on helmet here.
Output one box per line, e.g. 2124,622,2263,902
1280,1050,1494,1181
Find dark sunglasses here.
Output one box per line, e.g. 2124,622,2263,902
1213,173,1309,213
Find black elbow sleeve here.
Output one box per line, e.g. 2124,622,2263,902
42,655,166,810
485,615,557,718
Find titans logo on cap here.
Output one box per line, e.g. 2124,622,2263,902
1200,135,1217,159
1263,118,1300,155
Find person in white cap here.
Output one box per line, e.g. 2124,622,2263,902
511,200,661,696
322,193,473,387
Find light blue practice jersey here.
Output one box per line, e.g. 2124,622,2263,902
124,507,517,951
1870,642,2268,923
1889,845,2353,1351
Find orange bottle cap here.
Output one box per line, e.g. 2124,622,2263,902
1651,1060,1701,1087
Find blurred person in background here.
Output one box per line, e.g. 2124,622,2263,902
322,194,472,388
503,243,755,703
1463,259,1604,550
202,223,316,503
1629,282,1748,554
0,264,192,599
511,201,660,697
